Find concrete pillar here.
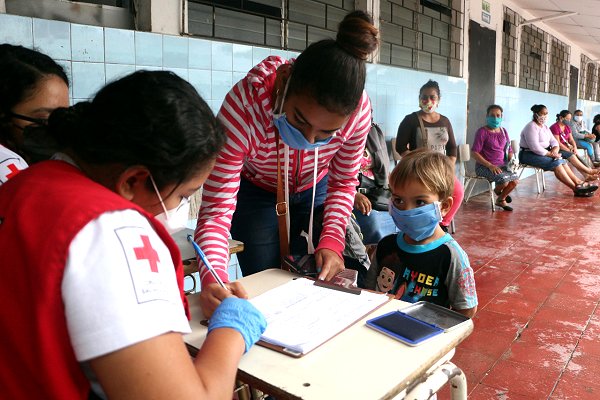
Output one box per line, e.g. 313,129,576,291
135,0,183,35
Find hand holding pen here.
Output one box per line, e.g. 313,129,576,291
187,235,229,291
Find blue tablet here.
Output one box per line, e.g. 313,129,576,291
366,310,444,346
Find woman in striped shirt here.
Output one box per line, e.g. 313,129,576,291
195,11,379,314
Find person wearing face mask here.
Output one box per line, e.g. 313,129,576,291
0,44,70,185
567,109,600,167
364,149,477,318
549,110,600,180
395,80,463,231
519,104,597,197
0,71,267,399
193,10,379,315
471,104,519,211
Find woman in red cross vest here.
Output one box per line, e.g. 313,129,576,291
0,71,266,399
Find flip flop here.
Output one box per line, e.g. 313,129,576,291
578,183,599,192
495,201,513,211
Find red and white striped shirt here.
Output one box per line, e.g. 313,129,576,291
195,56,372,285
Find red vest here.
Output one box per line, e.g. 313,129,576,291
0,160,189,399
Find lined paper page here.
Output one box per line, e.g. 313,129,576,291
250,278,389,354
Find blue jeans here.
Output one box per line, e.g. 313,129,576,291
231,176,328,276
576,139,594,159
353,208,397,245
519,150,566,171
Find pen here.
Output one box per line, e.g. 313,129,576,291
186,234,229,291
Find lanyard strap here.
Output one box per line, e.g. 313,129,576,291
274,129,291,268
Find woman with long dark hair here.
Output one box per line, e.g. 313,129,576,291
194,11,379,314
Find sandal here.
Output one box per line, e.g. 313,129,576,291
578,183,599,192
574,191,595,197
495,200,513,211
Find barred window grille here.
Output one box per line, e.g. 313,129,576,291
378,0,464,77
584,61,598,101
500,6,521,87
188,0,354,50
519,24,548,92
548,36,569,96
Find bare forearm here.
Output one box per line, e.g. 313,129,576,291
193,328,246,399
471,152,492,168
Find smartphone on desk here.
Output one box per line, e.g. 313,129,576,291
366,310,443,346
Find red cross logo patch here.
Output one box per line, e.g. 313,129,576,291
116,227,168,303
0,158,25,183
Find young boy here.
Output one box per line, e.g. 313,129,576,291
365,149,477,318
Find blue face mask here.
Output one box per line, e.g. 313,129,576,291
389,201,442,242
273,113,333,150
486,116,502,129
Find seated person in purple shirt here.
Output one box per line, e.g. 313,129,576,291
519,104,597,197
471,104,519,211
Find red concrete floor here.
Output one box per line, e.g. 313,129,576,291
438,172,600,400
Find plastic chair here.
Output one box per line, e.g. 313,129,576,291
512,140,546,194
458,143,496,211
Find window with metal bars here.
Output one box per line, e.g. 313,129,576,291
519,24,548,92
500,6,520,87
378,0,464,77
187,0,354,50
548,36,569,96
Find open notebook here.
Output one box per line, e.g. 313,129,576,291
250,278,389,356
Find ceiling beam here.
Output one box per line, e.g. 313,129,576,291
519,11,578,27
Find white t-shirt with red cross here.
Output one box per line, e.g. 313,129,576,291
62,209,191,362
0,144,28,185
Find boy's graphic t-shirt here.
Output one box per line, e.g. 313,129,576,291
373,233,477,311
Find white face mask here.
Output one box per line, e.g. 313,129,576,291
150,175,190,235
574,115,583,123
535,113,548,125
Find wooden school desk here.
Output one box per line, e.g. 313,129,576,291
184,269,473,400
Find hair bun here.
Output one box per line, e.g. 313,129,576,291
48,101,93,146
336,11,379,60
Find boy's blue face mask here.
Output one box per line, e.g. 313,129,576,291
389,201,442,242
486,116,502,129
273,113,333,150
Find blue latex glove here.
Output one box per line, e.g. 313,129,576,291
208,297,267,353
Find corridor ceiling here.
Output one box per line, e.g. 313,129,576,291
513,0,600,60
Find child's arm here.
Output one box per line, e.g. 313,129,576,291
453,306,477,318
445,242,478,319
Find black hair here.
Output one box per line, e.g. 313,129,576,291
287,10,378,115
530,104,546,121
0,44,69,139
556,109,571,122
574,109,583,114
594,114,600,124
419,80,441,98
47,70,225,190
486,104,503,115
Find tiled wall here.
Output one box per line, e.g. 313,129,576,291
0,13,469,144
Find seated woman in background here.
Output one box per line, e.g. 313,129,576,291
0,44,69,184
0,71,266,399
353,119,397,244
520,104,597,197
592,114,600,143
549,110,599,181
568,109,600,167
471,104,519,211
